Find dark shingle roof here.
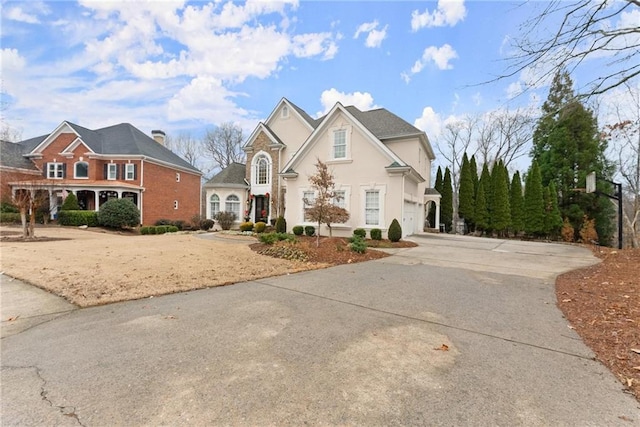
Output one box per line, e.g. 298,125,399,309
285,99,321,128
345,106,423,140
205,162,248,187
21,122,200,173
424,188,441,196
0,140,40,171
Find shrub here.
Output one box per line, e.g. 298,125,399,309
97,199,140,229
353,228,366,238
155,219,173,226
215,211,236,230
259,232,296,245
349,235,367,253
561,218,575,242
167,225,179,233
1,202,19,213
370,228,382,240
292,225,304,236
58,210,99,227
155,225,168,234
173,220,186,231
275,215,286,233
60,193,80,211
0,212,21,223
140,226,151,235
240,221,254,232
258,245,308,262
579,216,598,243
304,225,315,237
199,219,215,231
148,226,157,235
191,214,203,229
254,221,267,233
388,218,402,242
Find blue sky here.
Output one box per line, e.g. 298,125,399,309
1,0,637,174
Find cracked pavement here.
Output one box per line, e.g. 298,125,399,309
2,234,639,425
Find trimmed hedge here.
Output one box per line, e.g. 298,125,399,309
254,221,267,233
275,216,286,233
240,221,254,232
140,225,179,235
388,218,402,242
0,212,21,224
259,232,296,245
58,210,99,227
98,199,140,229
304,225,315,237
370,228,382,240
199,219,214,231
292,225,304,236
353,228,366,238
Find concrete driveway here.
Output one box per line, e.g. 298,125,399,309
2,235,638,426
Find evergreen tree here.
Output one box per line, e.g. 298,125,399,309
509,171,525,235
474,179,489,233
469,155,479,197
532,69,614,243
480,163,492,231
458,153,475,232
547,181,563,238
441,167,454,232
491,160,511,235
60,193,80,211
524,160,545,236
428,166,444,227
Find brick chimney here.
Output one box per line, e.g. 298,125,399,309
151,130,166,145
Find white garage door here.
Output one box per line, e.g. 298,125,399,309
402,201,415,237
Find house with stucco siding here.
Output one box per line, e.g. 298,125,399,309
205,98,440,238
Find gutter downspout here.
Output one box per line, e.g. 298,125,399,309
140,159,144,225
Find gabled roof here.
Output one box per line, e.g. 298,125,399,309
344,106,424,140
263,98,318,132
204,162,248,188
243,122,285,151
23,121,200,174
0,140,40,171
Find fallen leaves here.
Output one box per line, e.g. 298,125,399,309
434,344,449,351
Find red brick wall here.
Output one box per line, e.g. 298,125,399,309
0,169,43,203
141,161,201,225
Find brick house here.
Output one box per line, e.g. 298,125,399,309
1,121,202,225
205,98,440,237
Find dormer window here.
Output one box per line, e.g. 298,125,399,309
333,129,347,159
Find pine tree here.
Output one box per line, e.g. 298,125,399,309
441,167,454,232
474,179,489,233
509,171,524,235
458,153,475,232
524,160,545,236
532,69,614,244
491,160,511,235
480,163,492,231
547,181,563,239
469,155,479,197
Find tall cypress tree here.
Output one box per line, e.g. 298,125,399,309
532,69,614,243
491,160,511,235
510,171,524,235
475,179,489,233
441,167,454,232
524,160,545,236
480,163,492,231
458,153,475,232
429,166,444,227
469,155,479,197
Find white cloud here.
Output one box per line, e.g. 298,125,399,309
411,0,466,31
0,49,27,74
317,89,379,116
354,20,388,48
414,107,443,139
4,6,41,24
406,44,458,81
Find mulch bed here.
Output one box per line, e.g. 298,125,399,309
556,246,640,400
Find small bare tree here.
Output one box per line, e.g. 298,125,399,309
303,159,350,245
10,181,51,239
203,122,246,171
165,132,201,167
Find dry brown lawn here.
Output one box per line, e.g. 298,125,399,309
0,226,326,307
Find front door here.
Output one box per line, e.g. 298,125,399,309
254,196,267,223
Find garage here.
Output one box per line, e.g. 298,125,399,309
402,201,415,237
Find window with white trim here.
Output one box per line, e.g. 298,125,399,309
48,162,65,179
303,190,315,222
174,200,179,210
125,164,135,181
333,190,346,209
252,153,271,186
365,190,380,226
176,172,181,182
74,161,88,179
107,163,118,180
333,129,346,159
210,194,220,217
225,194,240,220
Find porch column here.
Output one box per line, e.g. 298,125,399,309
117,190,122,199
94,191,100,212
435,201,441,232
48,189,56,220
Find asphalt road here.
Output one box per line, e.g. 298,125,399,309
2,234,639,426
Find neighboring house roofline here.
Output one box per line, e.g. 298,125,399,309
30,121,81,154
0,165,43,175
281,102,407,173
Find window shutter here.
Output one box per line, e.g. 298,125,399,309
104,164,108,179
116,164,120,179
43,163,49,177
62,163,67,178
122,164,126,178
133,164,138,180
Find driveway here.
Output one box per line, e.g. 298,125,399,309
2,235,638,426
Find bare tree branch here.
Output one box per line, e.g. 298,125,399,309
202,122,246,172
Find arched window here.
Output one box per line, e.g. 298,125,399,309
225,194,240,220
252,153,271,185
210,194,220,217
74,161,89,179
